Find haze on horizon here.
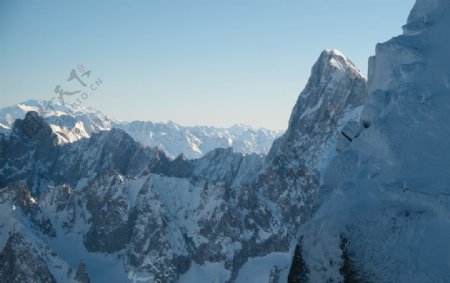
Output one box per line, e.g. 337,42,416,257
0,0,414,130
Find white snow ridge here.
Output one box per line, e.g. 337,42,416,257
296,0,450,282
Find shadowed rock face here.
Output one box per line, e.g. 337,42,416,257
0,112,58,193
1,113,264,195
268,49,367,172
287,241,309,283
83,174,131,253
0,234,57,283
1,120,163,194
0,113,283,281
260,49,367,231
75,261,90,283
12,111,57,145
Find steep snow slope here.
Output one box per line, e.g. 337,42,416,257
295,0,450,282
0,182,81,283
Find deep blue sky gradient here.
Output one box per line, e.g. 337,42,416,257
0,0,415,129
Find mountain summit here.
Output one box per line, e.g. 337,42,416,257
268,48,367,172
293,0,450,282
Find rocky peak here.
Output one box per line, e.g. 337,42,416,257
267,49,367,172
11,111,57,146
254,50,367,236
287,49,366,136
75,260,90,283
296,1,450,281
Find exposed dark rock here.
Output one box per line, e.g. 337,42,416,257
340,236,367,283
75,260,90,283
0,233,57,283
288,240,309,283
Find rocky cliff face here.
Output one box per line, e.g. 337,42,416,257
261,49,367,230
268,49,367,172
293,1,450,282
0,234,57,283
0,48,366,282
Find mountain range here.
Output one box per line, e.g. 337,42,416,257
1,0,450,282
0,100,282,159
0,47,366,282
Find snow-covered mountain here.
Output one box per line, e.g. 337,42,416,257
116,121,281,159
3,0,447,282
0,99,282,159
289,0,450,282
0,46,367,283
0,99,113,143
259,49,367,230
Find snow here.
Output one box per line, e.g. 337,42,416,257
48,233,129,283
0,122,10,130
299,1,450,282
41,184,131,283
76,178,89,190
124,177,147,206
4,1,448,282
178,253,292,283
1,100,282,158
118,121,282,159
325,48,366,79
235,252,292,283
299,96,324,120
178,262,231,283
0,99,112,147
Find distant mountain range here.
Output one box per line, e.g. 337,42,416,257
0,99,282,159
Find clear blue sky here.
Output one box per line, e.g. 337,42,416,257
0,0,415,130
